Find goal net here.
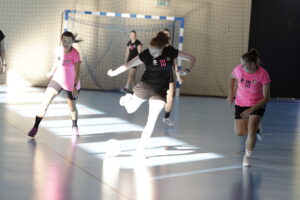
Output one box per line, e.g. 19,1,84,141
63,10,184,91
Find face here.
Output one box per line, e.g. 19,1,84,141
149,45,163,58
129,32,136,41
240,58,257,73
61,36,73,50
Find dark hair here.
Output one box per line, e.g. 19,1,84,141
130,30,136,34
61,31,83,43
241,48,260,65
150,31,169,48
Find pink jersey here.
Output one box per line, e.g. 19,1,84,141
52,46,81,91
232,64,271,107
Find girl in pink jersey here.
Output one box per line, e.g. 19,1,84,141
28,31,82,137
227,49,271,167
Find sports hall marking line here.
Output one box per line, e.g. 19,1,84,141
0,100,130,199
153,165,242,180
1,113,130,199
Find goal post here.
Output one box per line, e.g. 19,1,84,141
63,9,185,96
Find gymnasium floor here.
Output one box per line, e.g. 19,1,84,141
0,85,299,200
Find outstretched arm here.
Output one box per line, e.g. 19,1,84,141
177,51,196,71
107,55,143,77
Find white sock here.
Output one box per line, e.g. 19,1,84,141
245,149,253,157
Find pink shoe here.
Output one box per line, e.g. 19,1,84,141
28,127,38,137
72,127,80,136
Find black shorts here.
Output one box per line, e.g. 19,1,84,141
48,80,80,100
133,82,167,102
235,105,266,119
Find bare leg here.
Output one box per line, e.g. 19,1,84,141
67,98,78,122
246,115,261,152
28,87,58,137
36,87,59,118
234,119,249,136
137,99,165,153
125,68,137,90
243,115,261,167
163,83,175,126
164,83,175,113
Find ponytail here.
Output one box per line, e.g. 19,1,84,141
61,31,83,43
241,48,260,65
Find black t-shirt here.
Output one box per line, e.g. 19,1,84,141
0,30,5,42
127,39,142,62
139,46,179,91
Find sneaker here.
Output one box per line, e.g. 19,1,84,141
28,127,38,137
120,88,133,94
72,126,80,136
163,118,175,126
256,128,264,142
243,155,251,167
119,93,132,107
119,96,126,106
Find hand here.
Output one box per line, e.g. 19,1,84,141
177,77,183,85
2,64,6,74
107,69,116,77
226,96,234,107
240,107,255,119
46,72,53,78
180,68,190,76
0,59,3,74
72,87,78,99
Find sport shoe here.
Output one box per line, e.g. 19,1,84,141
163,118,175,126
119,96,126,106
256,128,264,142
28,127,38,137
72,126,79,136
119,93,132,107
243,155,251,167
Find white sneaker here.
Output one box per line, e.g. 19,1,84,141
119,94,132,107
119,96,125,106
243,155,251,167
163,118,175,126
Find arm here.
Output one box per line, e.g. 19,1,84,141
124,47,130,64
107,55,143,77
177,51,196,71
227,73,237,106
0,40,6,73
137,44,143,54
46,59,58,78
74,61,81,86
72,61,81,97
173,60,183,85
240,83,271,119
